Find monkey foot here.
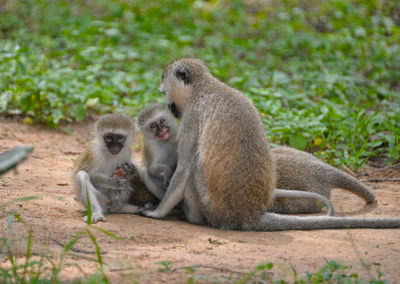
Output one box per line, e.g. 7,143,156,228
83,213,106,223
139,208,162,219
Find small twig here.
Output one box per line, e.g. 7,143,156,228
360,178,400,182
359,163,400,176
109,267,136,272
171,264,246,275
373,163,400,172
341,164,356,177
52,238,106,255
61,150,81,155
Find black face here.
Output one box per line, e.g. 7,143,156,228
168,103,180,118
103,133,126,155
149,117,170,140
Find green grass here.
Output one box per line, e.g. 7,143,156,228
1,0,399,169
157,260,389,283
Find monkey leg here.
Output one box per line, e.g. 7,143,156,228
76,171,107,223
140,167,166,200
142,165,188,219
183,179,205,225
117,204,140,214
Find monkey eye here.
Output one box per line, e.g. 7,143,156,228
104,133,113,142
115,134,125,142
159,118,165,124
150,122,157,129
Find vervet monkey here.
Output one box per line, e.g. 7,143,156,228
268,147,376,214
142,58,400,230
73,113,139,223
137,104,334,214
137,103,178,200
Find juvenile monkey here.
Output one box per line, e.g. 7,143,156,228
268,147,376,214
142,58,400,230
137,103,178,200
73,113,139,223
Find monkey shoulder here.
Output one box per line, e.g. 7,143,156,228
74,149,95,173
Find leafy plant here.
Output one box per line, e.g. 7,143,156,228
0,0,399,169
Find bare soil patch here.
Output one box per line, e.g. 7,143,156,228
1,119,399,283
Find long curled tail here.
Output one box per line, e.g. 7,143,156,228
328,166,376,203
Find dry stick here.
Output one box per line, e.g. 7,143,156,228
172,265,247,275
109,265,250,275
357,163,400,177
373,163,400,172
109,267,136,272
52,238,107,255
360,178,400,182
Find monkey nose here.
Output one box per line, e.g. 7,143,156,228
158,86,166,95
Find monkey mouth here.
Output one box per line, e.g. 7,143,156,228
158,129,170,141
109,148,121,155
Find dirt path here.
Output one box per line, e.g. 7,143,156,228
1,119,399,283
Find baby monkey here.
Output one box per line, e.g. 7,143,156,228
137,103,178,200
73,113,139,223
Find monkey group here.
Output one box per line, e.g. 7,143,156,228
73,58,400,230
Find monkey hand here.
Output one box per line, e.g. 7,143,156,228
119,162,137,178
110,177,133,192
139,207,163,219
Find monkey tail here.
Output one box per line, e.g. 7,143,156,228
250,213,400,231
329,168,376,203
274,189,334,216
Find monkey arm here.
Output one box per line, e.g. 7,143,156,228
140,167,166,200
148,163,173,184
274,189,334,216
91,173,132,191
141,165,188,219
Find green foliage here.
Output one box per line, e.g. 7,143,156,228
155,260,389,283
1,0,399,169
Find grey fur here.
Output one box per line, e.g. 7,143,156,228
268,147,376,214
138,103,178,200
73,113,139,223
143,58,400,231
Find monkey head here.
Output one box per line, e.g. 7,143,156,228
138,103,175,141
159,58,210,118
95,113,135,155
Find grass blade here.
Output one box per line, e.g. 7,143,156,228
85,186,92,225
90,226,124,240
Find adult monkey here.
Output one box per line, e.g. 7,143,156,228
138,104,334,214
142,58,400,230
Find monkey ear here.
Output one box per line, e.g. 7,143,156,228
174,66,191,85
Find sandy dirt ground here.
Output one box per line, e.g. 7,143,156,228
0,118,399,283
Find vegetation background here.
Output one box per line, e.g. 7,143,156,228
1,0,399,170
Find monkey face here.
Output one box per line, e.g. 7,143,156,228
149,118,170,141
160,61,196,120
168,103,180,118
103,133,126,155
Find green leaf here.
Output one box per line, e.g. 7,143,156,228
289,135,308,150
